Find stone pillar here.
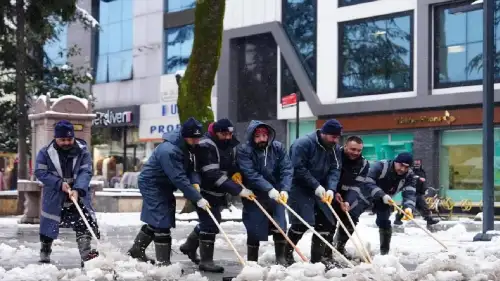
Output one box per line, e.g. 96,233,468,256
18,94,100,224
412,128,440,190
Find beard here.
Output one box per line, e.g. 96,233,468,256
256,142,267,149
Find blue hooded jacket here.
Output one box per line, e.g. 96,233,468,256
35,139,95,239
236,120,293,196
138,129,202,229
236,120,293,241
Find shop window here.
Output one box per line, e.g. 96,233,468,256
288,120,317,148
338,0,376,7
338,11,414,97
95,0,133,83
163,24,194,74
440,129,500,200
433,1,500,88
281,0,317,103
93,127,146,188
355,133,414,162
165,0,195,12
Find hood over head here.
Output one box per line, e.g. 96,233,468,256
245,120,275,146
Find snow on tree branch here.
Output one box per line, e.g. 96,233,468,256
75,4,99,28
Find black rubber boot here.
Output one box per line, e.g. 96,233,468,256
247,245,259,262
323,232,334,262
284,229,304,266
273,234,287,266
335,229,352,258
394,213,403,226
426,217,440,226
310,234,327,264
77,234,99,268
127,226,155,264
379,228,392,255
198,234,224,273
154,233,172,267
39,242,52,263
179,230,200,264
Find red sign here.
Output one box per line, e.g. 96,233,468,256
281,93,297,108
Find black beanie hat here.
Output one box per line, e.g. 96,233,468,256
213,118,234,133
320,119,343,136
394,152,413,166
54,120,75,138
181,117,203,138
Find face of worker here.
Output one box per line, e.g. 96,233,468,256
320,133,340,148
344,141,363,160
184,137,201,148
253,133,268,149
55,137,74,150
394,162,409,175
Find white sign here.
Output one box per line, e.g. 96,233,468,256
139,98,218,141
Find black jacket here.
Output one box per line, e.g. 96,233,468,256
196,133,242,199
413,167,427,195
337,147,370,206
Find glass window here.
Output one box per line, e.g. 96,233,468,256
354,133,414,162
96,0,133,83
43,22,68,67
339,11,414,97
166,0,196,12
339,0,377,7
281,0,317,103
434,1,500,88
163,24,194,74
440,130,500,199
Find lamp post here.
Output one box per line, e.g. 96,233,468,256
477,0,496,242
449,0,495,241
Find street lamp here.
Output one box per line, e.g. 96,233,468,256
449,0,495,241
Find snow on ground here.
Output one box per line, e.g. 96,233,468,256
1,211,500,281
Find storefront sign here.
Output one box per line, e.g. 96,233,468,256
396,111,456,125
316,107,495,132
92,106,140,128
139,99,217,141
139,102,182,141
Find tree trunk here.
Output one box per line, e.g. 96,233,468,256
16,0,29,214
178,0,225,214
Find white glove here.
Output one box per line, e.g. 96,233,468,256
196,198,210,210
268,188,280,201
382,194,393,205
279,191,288,203
315,185,326,198
239,189,255,199
324,190,334,204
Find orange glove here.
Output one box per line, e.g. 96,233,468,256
232,172,242,184
401,208,414,221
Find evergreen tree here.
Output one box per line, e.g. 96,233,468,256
0,0,97,157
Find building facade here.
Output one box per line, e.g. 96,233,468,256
71,0,500,201
216,0,500,203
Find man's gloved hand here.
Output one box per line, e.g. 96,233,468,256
382,194,394,205
323,190,334,204
342,201,351,212
69,189,79,202
239,189,255,200
279,191,288,204
232,172,242,184
315,185,326,199
197,198,211,210
268,188,280,202
335,193,344,204
402,208,414,221
62,182,71,194
193,184,200,192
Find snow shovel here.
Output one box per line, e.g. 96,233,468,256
252,197,308,262
326,203,371,264
69,189,118,279
279,199,355,268
391,202,448,250
344,210,372,263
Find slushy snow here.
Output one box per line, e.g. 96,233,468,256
1,212,499,281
